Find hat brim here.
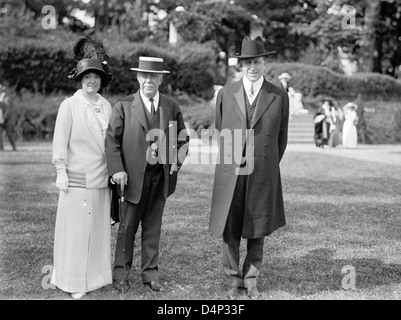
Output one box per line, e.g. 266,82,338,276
230,51,276,59
130,68,170,74
73,67,108,80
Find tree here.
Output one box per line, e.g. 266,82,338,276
358,0,381,72
167,2,252,56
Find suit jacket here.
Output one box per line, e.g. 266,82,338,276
105,91,188,204
52,90,112,188
209,78,289,238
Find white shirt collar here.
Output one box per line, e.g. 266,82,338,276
243,76,264,103
139,91,160,113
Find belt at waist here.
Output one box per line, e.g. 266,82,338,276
67,170,86,188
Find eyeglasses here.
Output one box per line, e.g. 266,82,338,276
137,72,161,80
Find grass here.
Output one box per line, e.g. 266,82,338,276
0,141,400,301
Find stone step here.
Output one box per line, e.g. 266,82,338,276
289,127,314,132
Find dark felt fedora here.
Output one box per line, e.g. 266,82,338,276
130,56,170,74
231,36,275,59
68,58,113,86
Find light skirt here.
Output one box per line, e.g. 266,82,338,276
342,120,358,148
51,187,112,293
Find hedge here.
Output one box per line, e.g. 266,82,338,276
265,62,401,102
0,38,219,100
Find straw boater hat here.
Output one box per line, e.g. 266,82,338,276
278,72,291,81
230,36,275,59
130,57,170,74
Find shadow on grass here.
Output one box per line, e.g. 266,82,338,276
262,248,401,296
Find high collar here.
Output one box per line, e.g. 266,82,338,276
242,76,264,103
139,90,160,112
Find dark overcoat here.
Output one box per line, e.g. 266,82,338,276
105,91,188,205
209,78,289,239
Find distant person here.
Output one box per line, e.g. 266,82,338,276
322,98,341,148
209,36,289,299
342,102,358,148
51,36,114,299
105,56,189,293
0,85,17,151
313,106,329,148
288,87,308,117
278,72,291,92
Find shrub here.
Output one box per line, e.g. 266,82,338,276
265,62,401,101
0,36,219,99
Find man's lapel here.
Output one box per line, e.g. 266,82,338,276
131,91,149,132
158,95,169,131
251,80,277,129
233,81,247,129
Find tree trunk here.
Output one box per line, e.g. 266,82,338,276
92,0,99,31
359,0,381,73
103,0,109,29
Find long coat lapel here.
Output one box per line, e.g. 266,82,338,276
251,80,276,129
77,98,106,155
158,95,169,131
233,82,247,129
131,91,149,132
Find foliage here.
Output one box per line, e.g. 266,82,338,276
265,62,401,101
167,2,252,57
9,89,215,141
0,35,219,98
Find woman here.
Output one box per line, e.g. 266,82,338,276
342,102,358,148
322,98,342,148
51,58,113,299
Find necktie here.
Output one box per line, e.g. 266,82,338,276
249,82,254,99
149,98,155,117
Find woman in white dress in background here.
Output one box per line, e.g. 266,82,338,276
51,56,113,299
342,102,359,148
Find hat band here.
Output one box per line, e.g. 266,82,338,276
138,60,164,72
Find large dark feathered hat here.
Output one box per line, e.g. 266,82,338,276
67,35,113,87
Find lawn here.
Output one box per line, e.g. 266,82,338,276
0,141,400,301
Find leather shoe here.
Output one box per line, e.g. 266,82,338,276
226,286,240,299
145,280,165,292
113,279,130,293
246,287,260,299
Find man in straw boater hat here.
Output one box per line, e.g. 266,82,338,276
105,56,189,293
209,36,289,299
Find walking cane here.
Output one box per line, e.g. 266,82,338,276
118,182,127,286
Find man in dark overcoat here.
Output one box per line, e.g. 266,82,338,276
106,57,189,293
209,37,289,299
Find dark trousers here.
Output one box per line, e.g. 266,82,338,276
223,175,264,288
113,164,166,284
0,124,17,150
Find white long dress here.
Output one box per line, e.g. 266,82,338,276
342,109,358,148
51,90,113,293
